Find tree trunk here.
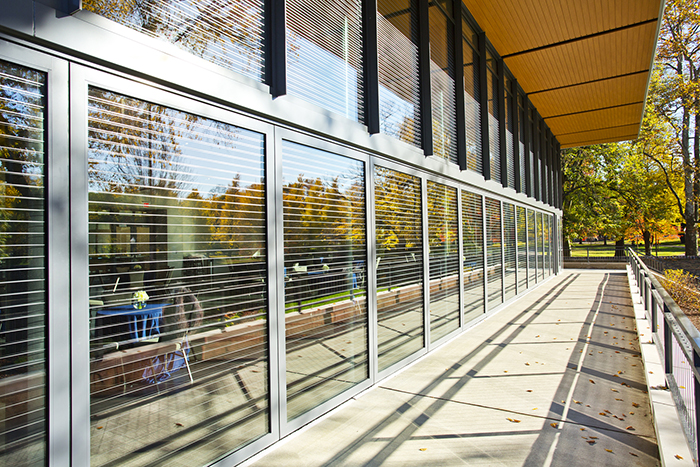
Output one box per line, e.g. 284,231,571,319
614,238,626,258
680,58,697,256
643,230,652,256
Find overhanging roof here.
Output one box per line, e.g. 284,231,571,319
462,0,664,148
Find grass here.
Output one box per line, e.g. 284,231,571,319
568,239,686,257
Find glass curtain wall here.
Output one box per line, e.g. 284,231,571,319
527,209,537,284
282,141,367,421
486,52,500,183
82,0,266,82
503,203,516,301
485,198,502,307
374,166,424,371
377,0,421,148
529,109,536,199
462,19,482,174
516,206,527,291
87,88,269,466
429,1,457,164
427,181,459,342
462,191,483,323
0,60,47,466
505,78,515,189
286,0,364,122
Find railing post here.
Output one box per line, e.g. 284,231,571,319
664,303,673,374
650,289,658,337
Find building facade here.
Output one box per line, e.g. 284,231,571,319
0,0,661,465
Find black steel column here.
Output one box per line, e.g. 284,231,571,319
478,32,490,180
363,0,380,134
267,0,287,97
418,0,434,156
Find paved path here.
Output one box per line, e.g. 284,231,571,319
250,270,659,466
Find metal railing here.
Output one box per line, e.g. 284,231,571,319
564,244,632,262
628,248,700,463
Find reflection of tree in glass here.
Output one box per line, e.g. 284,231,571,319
374,167,421,255
83,0,265,79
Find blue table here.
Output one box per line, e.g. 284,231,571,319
96,302,165,341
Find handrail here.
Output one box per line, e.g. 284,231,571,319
629,248,700,356
628,247,700,464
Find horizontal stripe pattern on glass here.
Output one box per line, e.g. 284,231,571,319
427,181,459,343
462,190,483,322
503,203,516,301
83,0,265,81
374,166,423,371
517,205,527,291
286,0,365,122
429,5,457,164
377,0,421,148
486,197,502,307
487,69,500,183
505,86,515,189
537,211,545,281
282,140,367,421
463,28,482,174
528,209,537,284
0,60,46,467
87,87,269,466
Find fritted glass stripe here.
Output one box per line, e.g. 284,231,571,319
286,0,364,122
537,211,545,281
503,203,516,301
505,90,515,189
377,0,421,148
463,35,481,174
0,59,46,467
429,5,457,164
487,70,500,183
517,206,527,290
486,198,502,307
87,87,269,466
427,181,459,342
83,0,265,81
528,209,537,283
282,140,367,421
462,191,483,322
375,166,423,371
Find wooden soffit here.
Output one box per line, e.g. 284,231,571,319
462,0,664,148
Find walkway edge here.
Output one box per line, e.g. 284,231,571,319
627,265,695,466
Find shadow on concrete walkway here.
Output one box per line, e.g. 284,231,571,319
250,271,658,466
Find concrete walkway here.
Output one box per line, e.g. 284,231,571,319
250,270,659,466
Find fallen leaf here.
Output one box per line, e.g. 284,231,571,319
626,426,634,430
551,423,558,428
419,448,427,451
533,408,538,410
589,436,598,440
96,426,103,430
506,418,521,423
604,410,611,414
525,362,530,366
615,351,620,353
629,452,638,457
611,389,619,393
632,402,640,408
580,428,586,431
504,370,508,373
616,398,623,401
573,400,581,404
526,389,533,392
605,449,613,453
175,423,184,427
630,412,635,415
589,379,595,384
675,455,684,460
587,440,596,445
599,412,607,416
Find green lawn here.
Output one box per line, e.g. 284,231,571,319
568,240,685,257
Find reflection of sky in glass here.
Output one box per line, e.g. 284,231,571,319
282,140,362,192
287,35,360,121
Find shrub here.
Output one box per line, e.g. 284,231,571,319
661,269,700,315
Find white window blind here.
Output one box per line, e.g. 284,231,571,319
462,190,483,322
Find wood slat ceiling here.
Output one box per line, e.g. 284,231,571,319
462,0,663,148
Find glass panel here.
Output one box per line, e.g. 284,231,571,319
528,209,537,284
282,141,367,421
286,0,364,122
87,88,268,465
0,60,46,467
517,206,527,291
83,0,265,82
429,5,457,164
518,96,526,193
377,0,421,148
462,20,481,174
374,166,423,371
487,68,500,183
538,212,545,281
485,198,502,306
462,191,483,323
529,109,536,199
505,84,515,189
427,181,459,342
503,203,516,301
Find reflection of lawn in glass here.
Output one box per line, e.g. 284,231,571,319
568,240,684,257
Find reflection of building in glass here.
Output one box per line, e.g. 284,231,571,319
0,0,663,465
